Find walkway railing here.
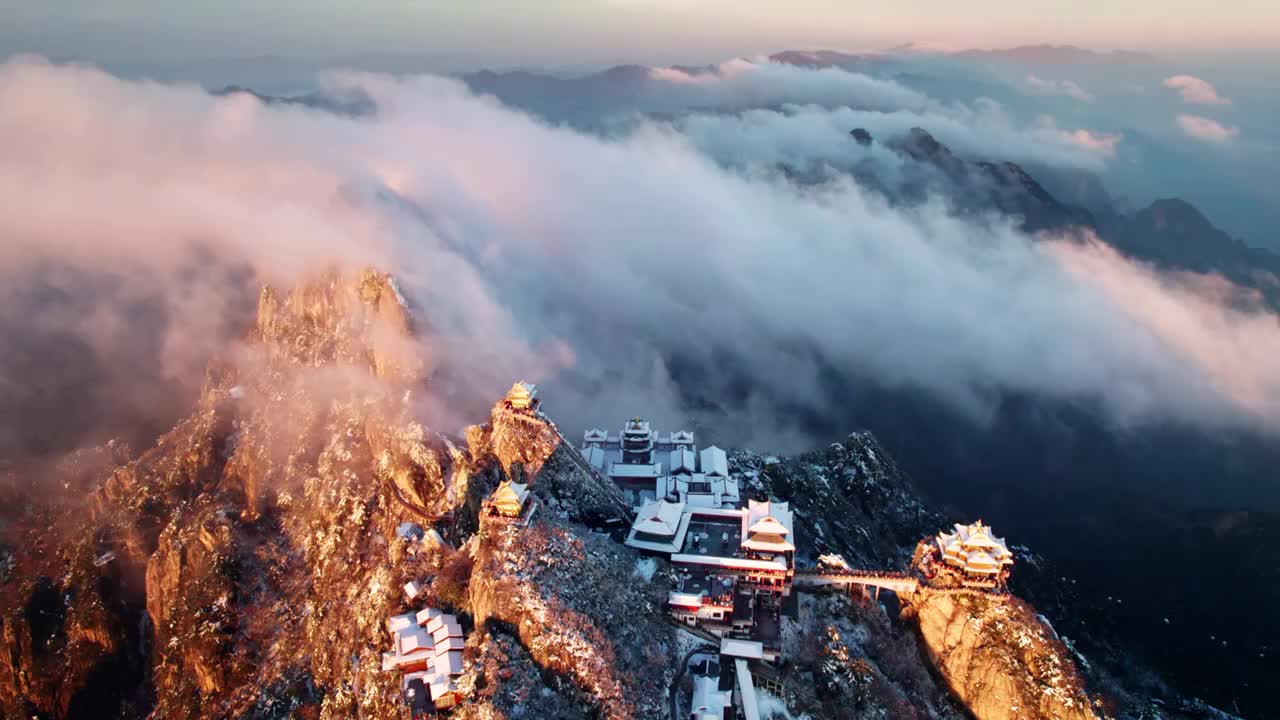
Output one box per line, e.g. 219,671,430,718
793,568,920,594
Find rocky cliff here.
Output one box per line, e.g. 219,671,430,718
0,268,659,720
467,514,672,720
911,590,1100,720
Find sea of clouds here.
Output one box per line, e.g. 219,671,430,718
2,56,1279,454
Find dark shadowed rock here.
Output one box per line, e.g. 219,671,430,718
850,127,873,146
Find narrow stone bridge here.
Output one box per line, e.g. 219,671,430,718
793,568,920,597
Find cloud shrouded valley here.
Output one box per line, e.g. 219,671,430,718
3,56,1280,457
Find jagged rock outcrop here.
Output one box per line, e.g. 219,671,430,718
910,590,1100,720
450,627,595,720
467,405,629,526
2,266,663,720
146,513,238,697
468,514,672,720
0,269,453,719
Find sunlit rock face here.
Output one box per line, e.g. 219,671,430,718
0,268,461,718
0,267,655,720
910,591,1100,720
467,401,630,526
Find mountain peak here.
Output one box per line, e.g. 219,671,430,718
255,268,419,383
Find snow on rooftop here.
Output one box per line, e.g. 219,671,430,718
435,650,464,675
415,607,443,626
669,591,705,608
736,658,761,720
399,627,433,655
746,499,793,536
670,447,696,474
691,675,731,720
700,446,728,477
494,479,530,505
404,581,423,602
609,462,662,478
388,613,416,634
720,638,764,659
632,499,686,536
671,553,787,572
431,619,463,643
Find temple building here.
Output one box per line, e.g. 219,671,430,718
582,418,704,508
665,445,738,508
490,479,530,518
935,520,1014,586
504,381,540,412
621,417,656,463
626,498,690,553
741,500,795,557
383,607,468,710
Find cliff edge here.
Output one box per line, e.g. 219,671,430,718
910,589,1100,720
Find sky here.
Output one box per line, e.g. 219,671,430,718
3,0,1279,69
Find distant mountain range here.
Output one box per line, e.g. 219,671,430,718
842,124,1280,307
213,85,374,116
219,69,1280,309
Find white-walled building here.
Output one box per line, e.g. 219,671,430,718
663,445,738,508
590,413,790,646
700,446,729,478
583,418,710,508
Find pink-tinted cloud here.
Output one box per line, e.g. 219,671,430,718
1056,128,1123,157
1051,239,1280,426
1024,74,1093,102
1176,114,1239,143
1163,75,1231,105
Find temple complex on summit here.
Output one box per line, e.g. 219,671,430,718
581,420,733,510
585,415,793,672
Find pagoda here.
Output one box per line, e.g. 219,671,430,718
933,520,1014,587
504,381,540,412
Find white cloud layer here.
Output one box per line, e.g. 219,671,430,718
3,57,1280,449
